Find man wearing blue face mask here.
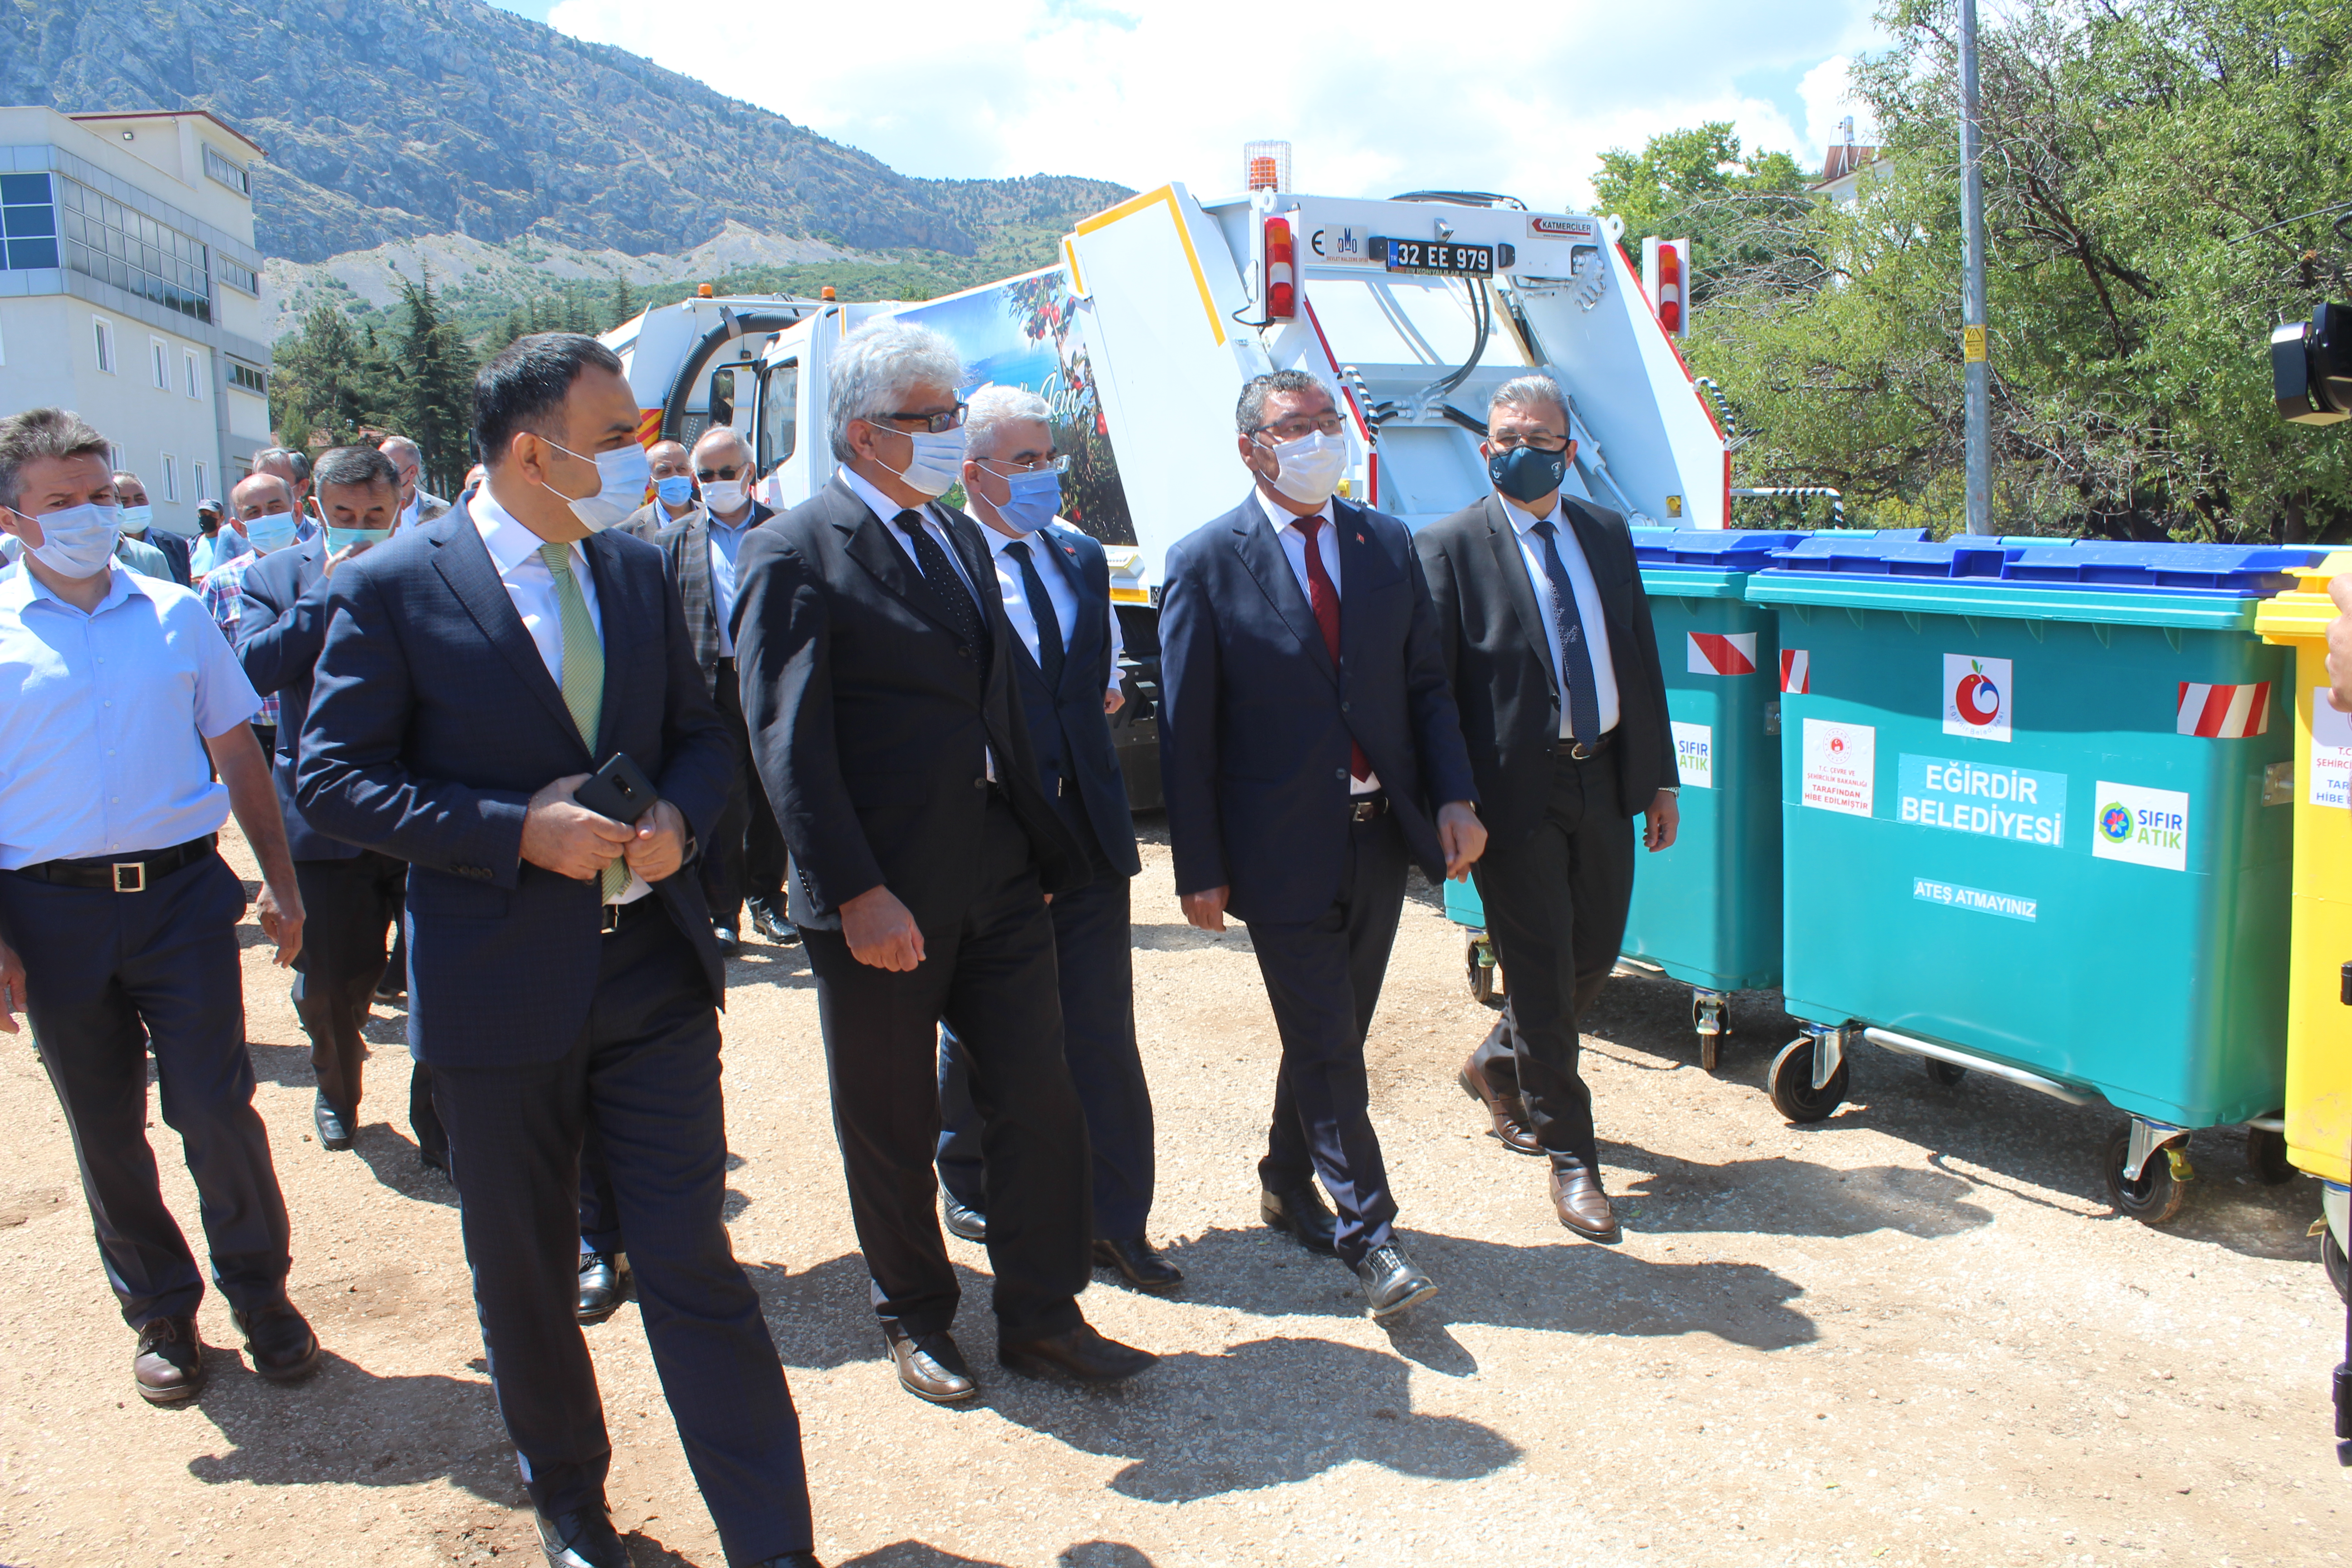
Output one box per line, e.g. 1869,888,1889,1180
1414,375,1679,1242
622,439,696,541
202,472,307,756
113,472,190,585
930,386,1178,1293
0,406,319,1407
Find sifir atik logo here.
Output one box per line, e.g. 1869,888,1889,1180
1942,654,2013,742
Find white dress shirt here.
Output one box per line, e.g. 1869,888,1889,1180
981,521,1127,699
473,489,650,904
1253,489,1379,794
705,503,758,659
1503,493,1621,737
839,467,995,779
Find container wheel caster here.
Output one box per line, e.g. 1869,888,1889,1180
1768,1034,1848,1124
2246,1125,2294,1186
1693,990,1728,1073
2323,1228,2349,1305
2103,1121,2191,1225
1464,933,1502,1009
1924,1058,1967,1088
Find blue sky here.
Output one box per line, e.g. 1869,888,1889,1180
479,0,1884,205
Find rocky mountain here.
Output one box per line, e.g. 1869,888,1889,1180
0,0,1129,265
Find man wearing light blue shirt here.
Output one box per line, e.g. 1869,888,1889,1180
0,407,321,1409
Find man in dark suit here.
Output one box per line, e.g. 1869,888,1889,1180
732,321,1154,1404
298,334,817,1568
114,471,192,585
930,387,1176,1293
656,428,788,954
234,445,443,1166
1415,374,1680,1242
1159,369,1485,1320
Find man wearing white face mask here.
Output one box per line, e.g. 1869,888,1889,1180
0,407,319,1407
203,472,307,755
112,471,189,585
1159,369,1487,1323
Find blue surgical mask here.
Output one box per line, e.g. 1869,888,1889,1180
243,510,299,552
327,525,392,554
542,439,652,532
1489,444,1569,504
21,500,122,578
655,474,697,508
985,466,1063,534
119,503,153,531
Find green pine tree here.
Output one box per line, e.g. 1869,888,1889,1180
395,270,479,494
609,275,639,330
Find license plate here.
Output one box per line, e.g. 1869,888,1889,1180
1374,237,1496,276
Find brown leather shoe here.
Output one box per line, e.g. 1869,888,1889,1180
883,1323,977,1404
997,1321,1157,1384
1550,1157,1620,1241
1459,1054,1542,1155
132,1316,205,1405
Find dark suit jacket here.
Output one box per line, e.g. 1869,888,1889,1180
730,475,1086,933
1414,491,1676,847
1158,490,1478,926
233,537,358,862
295,497,734,1068
143,529,193,587
622,499,694,544
656,499,775,693
1004,522,1142,882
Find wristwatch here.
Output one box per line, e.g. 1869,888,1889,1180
1657,786,1681,795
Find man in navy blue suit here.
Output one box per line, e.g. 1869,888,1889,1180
1159,369,1486,1320
298,335,818,1568
931,387,1177,1292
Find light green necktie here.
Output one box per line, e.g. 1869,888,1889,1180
539,542,630,903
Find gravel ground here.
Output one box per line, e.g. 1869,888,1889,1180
0,823,2344,1568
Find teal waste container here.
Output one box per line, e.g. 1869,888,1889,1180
1746,536,2319,1223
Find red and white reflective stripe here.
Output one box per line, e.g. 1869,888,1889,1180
1687,631,1757,676
2176,681,2271,738
1780,649,1810,694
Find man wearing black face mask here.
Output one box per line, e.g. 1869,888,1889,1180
1413,374,1678,1242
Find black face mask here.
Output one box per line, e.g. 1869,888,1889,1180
198,515,220,534
1489,443,1570,503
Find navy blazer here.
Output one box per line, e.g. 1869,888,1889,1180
296,497,735,1068
1159,490,1479,926
1005,522,1142,881
233,537,355,863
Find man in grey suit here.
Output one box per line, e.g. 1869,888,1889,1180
379,436,451,529
621,439,697,541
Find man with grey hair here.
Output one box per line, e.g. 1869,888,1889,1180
930,384,1178,1292
734,321,1156,1401
113,471,191,585
378,435,451,530
1415,372,1679,1241
0,406,319,1405
251,446,320,544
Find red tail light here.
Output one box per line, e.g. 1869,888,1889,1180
1656,241,1683,334
1264,217,1297,322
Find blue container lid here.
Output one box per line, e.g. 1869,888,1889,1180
1634,529,1805,571
1950,534,2076,552
1766,535,2011,579
1997,541,2323,593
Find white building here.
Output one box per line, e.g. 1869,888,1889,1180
0,107,274,534
1813,121,1888,211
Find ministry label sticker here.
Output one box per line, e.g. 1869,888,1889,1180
2091,780,2190,871
1802,718,1875,817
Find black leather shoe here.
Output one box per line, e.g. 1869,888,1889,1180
1093,1236,1183,1292
535,1504,627,1568
1259,1181,1338,1255
882,1323,977,1404
941,1191,988,1244
744,1554,825,1568
132,1316,205,1405
748,900,801,946
1355,1244,1438,1320
998,1321,1157,1383
576,1251,631,1325
419,1145,450,1176
313,1093,354,1151
373,972,405,1003
233,1300,322,1382
714,925,741,957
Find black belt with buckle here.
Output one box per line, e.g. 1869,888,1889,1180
599,897,661,935
1554,732,1616,761
1346,793,1391,823
13,835,217,892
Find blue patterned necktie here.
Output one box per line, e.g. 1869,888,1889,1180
1530,519,1602,748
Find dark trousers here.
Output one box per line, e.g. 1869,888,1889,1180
1469,748,1637,1169
803,794,1091,1340
291,850,403,1115
937,869,1155,1238
702,660,754,929
1249,811,1409,1269
0,852,291,1324
428,911,810,1561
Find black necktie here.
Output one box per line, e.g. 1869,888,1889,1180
1004,539,1065,691
894,509,987,658
1531,519,1602,747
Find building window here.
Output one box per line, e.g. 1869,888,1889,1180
92,315,115,373
184,348,202,398
193,461,209,501
161,455,179,503
108,443,124,471
202,144,251,197
150,337,170,390
54,178,211,324
216,255,258,295
228,360,267,396
0,172,59,272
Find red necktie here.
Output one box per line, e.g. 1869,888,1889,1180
1296,515,1370,781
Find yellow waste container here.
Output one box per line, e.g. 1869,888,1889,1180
2254,556,2352,1298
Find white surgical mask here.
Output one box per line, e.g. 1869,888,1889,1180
1263,428,1352,507
983,466,1063,534
119,503,153,532
885,425,968,499
327,525,392,554
243,510,299,552
702,479,749,514
20,501,123,579
542,439,652,533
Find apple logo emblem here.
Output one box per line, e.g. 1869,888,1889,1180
1956,662,2001,726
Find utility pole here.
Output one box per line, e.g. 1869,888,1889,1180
1959,0,1992,532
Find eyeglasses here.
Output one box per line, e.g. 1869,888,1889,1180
1252,412,1347,442
867,403,968,434
695,464,746,482
1488,431,1570,454
975,454,1072,477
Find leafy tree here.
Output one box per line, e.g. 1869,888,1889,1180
269,303,389,446
1593,122,1818,306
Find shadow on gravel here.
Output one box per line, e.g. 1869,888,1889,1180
1610,1155,1995,1240
725,942,817,995
351,1122,459,1209
833,1539,1156,1566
